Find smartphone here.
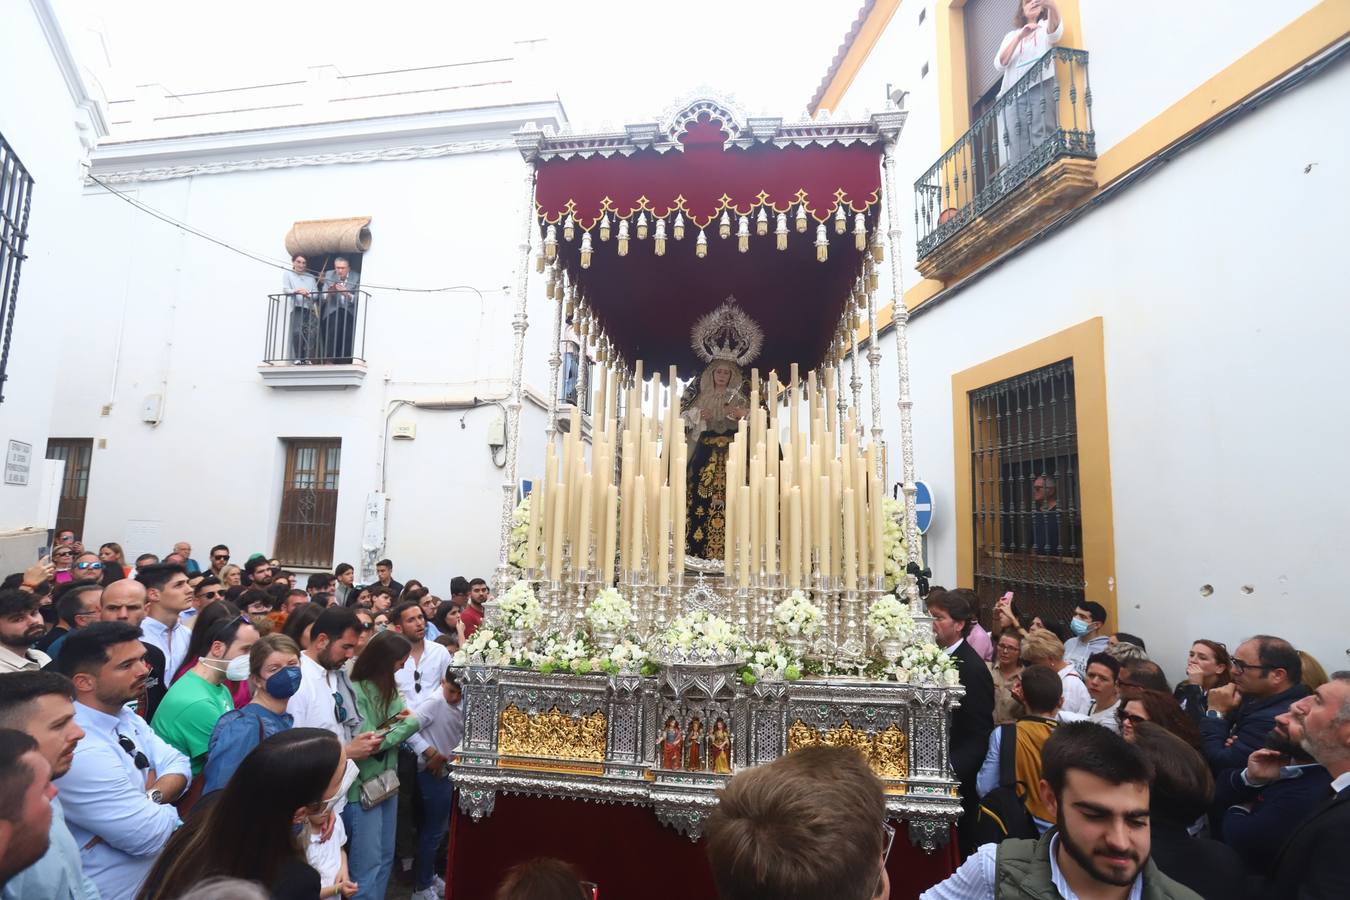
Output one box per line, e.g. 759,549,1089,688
376,712,403,731
38,546,51,561
1000,591,1014,605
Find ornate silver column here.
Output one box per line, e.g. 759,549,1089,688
865,266,884,478
494,162,540,597
878,122,924,618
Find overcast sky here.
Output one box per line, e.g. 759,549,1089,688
71,0,866,124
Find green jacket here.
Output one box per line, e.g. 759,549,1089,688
995,830,1202,900
347,678,421,803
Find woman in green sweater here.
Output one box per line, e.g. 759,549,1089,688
346,630,420,900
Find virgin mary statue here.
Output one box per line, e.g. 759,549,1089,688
681,299,763,561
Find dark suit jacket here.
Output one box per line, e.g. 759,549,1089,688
1149,818,1251,900
1215,763,1332,876
1199,684,1309,772
1266,784,1350,899
949,639,995,790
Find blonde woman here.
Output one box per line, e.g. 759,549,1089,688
219,564,243,588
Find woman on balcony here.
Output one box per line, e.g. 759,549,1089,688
995,0,1063,169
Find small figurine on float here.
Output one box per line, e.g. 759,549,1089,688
685,717,704,770
709,717,732,774
660,716,683,769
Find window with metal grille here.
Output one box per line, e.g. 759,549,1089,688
0,133,36,405
969,360,1083,627
276,439,341,568
45,439,93,540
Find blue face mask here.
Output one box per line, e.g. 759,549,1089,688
265,665,303,699
1069,618,1091,637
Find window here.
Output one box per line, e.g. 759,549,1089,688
0,133,35,404
969,360,1083,626
276,439,341,567
45,439,93,540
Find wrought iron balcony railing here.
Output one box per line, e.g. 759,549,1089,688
915,47,1094,260
263,289,370,366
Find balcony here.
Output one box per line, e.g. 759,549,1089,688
258,290,370,389
914,48,1096,281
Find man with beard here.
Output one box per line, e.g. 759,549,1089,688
923,722,1201,899
0,671,99,900
285,606,384,764
54,623,189,900
0,589,51,673
99,580,168,720
1214,706,1331,877
1265,672,1350,898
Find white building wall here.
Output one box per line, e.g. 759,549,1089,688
0,0,106,574
54,130,562,591
868,58,1350,676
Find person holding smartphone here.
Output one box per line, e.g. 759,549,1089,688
346,631,420,900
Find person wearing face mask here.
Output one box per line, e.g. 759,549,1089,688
201,634,304,799
1061,601,1110,678
150,614,259,802
136,728,352,900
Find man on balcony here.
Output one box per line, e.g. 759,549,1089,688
282,254,319,363
995,0,1063,169
319,256,359,364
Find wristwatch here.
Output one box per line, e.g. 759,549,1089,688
1205,709,1222,719
146,788,164,804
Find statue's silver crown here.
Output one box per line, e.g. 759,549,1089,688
690,297,764,367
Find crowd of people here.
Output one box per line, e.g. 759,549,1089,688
3,533,1347,900
0,532,493,900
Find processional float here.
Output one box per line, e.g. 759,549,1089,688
452,94,962,849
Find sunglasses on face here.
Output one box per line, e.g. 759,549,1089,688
76,561,103,570
1117,710,1146,726
198,589,225,600
212,554,229,561
117,733,150,770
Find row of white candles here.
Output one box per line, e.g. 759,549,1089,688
524,360,888,592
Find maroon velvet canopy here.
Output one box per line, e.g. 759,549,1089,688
533,113,885,376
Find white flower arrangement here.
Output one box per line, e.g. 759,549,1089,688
507,494,540,571
866,593,918,644
884,642,960,686
585,588,634,635
741,638,803,684
599,639,649,675
653,610,748,663
498,580,543,633
528,633,599,675
881,497,910,593
771,590,822,639
452,627,527,668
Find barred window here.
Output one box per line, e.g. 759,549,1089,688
276,439,341,568
969,360,1084,627
0,133,35,404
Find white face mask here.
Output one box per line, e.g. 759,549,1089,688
203,654,252,681
319,760,359,813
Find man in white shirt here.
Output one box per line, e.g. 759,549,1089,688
286,606,383,762
1022,629,1092,717
0,589,51,674
923,722,1197,900
54,622,190,900
407,674,462,900
1085,652,1122,733
1062,601,1110,678
135,564,193,685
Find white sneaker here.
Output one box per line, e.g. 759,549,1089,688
432,874,447,894
411,887,440,900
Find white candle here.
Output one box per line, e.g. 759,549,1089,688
657,486,671,585
764,474,778,575
842,487,857,591
788,486,802,589
631,475,646,575
550,482,567,580
602,483,618,585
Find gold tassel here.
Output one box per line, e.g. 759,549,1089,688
854,213,867,252
563,214,575,242
756,207,769,236
870,232,884,263
795,203,808,233
544,224,557,260
534,253,545,274
776,213,788,251
815,223,828,262
835,205,847,235
617,219,629,256
673,212,686,241
737,214,749,253
599,213,611,242
636,212,649,240
866,267,878,293
719,210,732,239
696,229,708,258
580,231,593,269
654,217,667,256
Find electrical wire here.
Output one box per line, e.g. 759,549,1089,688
86,173,490,300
